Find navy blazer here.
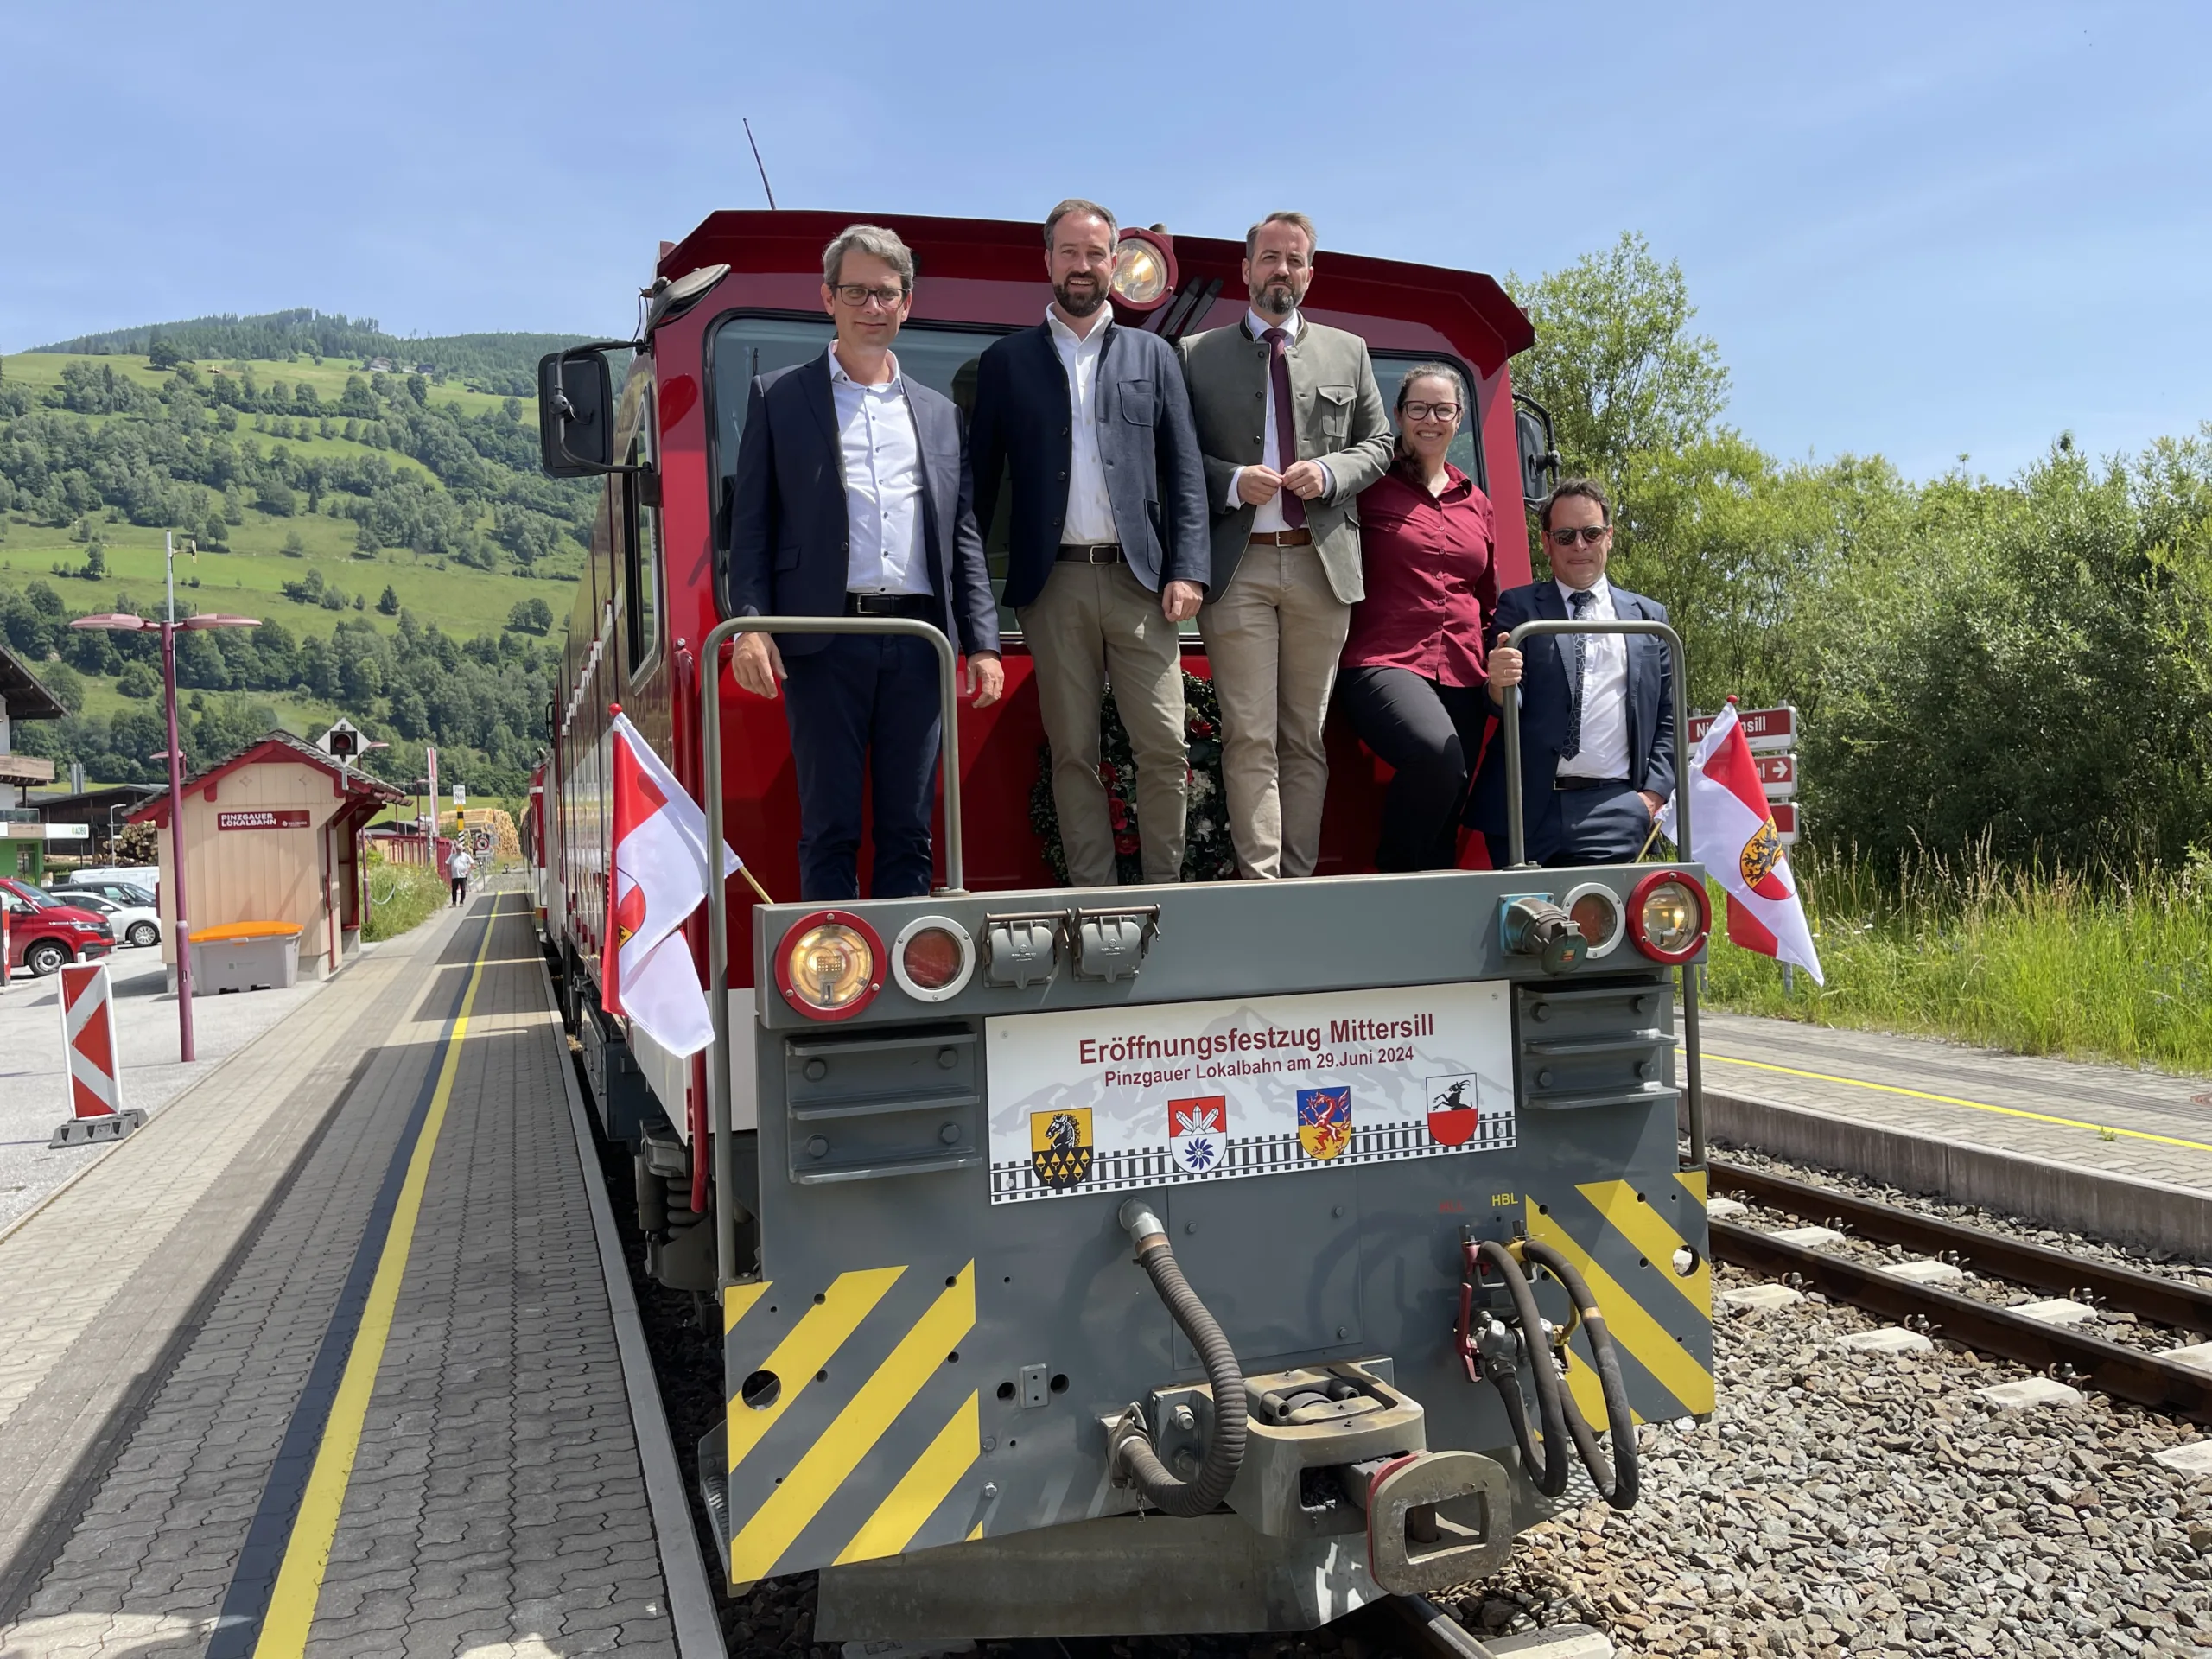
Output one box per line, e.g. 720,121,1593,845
967,320,1211,611
1467,579,1677,861
720,351,1000,660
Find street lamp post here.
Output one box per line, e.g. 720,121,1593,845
72,531,258,1064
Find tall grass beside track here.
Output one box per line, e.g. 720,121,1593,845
362,849,447,942
1700,844,2212,1075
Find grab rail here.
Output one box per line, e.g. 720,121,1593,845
697,614,967,1284
1497,616,1705,1169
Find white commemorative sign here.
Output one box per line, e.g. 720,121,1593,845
985,982,1514,1205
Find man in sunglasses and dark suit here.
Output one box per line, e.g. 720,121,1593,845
1468,478,1675,868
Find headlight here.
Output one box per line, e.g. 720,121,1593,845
1560,882,1624,958
1628,870,1709,964
1110,229,1176,311
891,915,975,1002
774,911,884,1020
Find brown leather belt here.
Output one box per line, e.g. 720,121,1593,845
1246,529,1313,547
1057,543,1123,563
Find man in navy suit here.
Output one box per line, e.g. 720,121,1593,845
968,199,1210,886
723,224,1003,901
1469,479,1675,868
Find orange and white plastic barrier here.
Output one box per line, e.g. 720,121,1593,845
49,961,146,1147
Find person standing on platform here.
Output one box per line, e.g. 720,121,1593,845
448,844,474,906
723,224,1004,901
1179,211,1394,879
1469,479,1675,868
1336,364,1497,872
968,198,1210,887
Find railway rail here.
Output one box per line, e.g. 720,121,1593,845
1707,1158,2212,1421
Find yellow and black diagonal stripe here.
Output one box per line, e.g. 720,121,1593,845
719,1262,982,1585
1526,1169,1714,1427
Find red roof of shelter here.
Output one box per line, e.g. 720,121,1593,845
657,210,1537,375
129,730,406,828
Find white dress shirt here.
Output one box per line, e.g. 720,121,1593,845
1554,575,1631,781
1046,305,1118,545
827,346,931,596
1226,307,1332,531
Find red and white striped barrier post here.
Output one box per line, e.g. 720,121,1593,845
49,961,146,1147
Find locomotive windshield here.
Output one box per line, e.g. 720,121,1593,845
706,312,1484,624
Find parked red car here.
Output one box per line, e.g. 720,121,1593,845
0,876,117,977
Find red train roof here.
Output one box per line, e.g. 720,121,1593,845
658,210,1535,376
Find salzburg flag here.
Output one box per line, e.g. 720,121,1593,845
604,714,740,1056
1659,703,1824,984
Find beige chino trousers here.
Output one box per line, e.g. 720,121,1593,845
1020,562,1189,887
1198,543,1351,880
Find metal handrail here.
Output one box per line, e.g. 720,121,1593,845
1496,616,1705,1169
698,613,967,1285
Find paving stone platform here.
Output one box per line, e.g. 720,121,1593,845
1692,1009,2212,1255
0,890,680,1659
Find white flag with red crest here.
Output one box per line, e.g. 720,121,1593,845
1659,702,1823,983
604,714,740,1056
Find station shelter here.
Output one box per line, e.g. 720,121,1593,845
130,731,406,980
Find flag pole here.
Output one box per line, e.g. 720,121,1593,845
737,866,773,906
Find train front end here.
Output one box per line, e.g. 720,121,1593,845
703,864,1713,1637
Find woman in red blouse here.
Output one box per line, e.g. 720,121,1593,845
1337,364,1498,871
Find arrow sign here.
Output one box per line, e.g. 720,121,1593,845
1756,753,1797,800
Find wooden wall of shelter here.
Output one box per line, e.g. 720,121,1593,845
132,734,404,977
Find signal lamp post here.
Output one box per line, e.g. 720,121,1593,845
71,531,259,1064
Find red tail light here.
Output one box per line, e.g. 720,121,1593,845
1627,870,1709,965
892,916,975,1002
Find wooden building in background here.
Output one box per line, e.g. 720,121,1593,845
130,732,405,979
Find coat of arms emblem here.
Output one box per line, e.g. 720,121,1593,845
1029,1108,1093,1191
1295,1087,1353,1161
1168,1095,1228,1174
1426,1073,1480,1147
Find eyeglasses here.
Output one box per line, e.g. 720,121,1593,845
1548,525,1610,547
832,284,906,310
1402,401,1461,422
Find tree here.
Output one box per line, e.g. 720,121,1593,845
378,584,400,615
39,660,85,714
257,479,297,517
505,596,553,635
147,337,184,371
1508,232,1731,480
117,662,159,699
282,530,308,557
83,542,106,580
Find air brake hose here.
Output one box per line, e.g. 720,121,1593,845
1473,1239,1573,1497
1517,1237,1640,1511
1109,1199,1249,1517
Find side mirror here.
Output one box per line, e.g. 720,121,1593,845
1513,393,1560,508
538,343,630,478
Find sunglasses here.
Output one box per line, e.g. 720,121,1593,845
1548,525,1610,547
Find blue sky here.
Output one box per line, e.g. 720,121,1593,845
4,1,2205,480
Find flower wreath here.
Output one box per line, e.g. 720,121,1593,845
1029,668,1241,884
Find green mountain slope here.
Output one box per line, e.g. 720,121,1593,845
0,321,594,796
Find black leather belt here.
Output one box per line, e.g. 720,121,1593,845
843,591,937,619
1057,543,1123,563
1554,775,1631,792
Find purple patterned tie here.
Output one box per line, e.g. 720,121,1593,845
1262,327,1306,530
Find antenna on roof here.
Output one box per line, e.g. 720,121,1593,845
743,119,778,211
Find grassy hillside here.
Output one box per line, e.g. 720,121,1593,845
0,323,594,796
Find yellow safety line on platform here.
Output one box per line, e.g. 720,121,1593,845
1703,1051,2212,1155
252,901,503,1659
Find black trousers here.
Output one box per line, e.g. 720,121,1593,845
781,632,944,901
1336,666,1491,873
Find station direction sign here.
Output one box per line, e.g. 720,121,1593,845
1756,753,1797,800
1689,705,1797,753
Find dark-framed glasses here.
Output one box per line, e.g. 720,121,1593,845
1402,400,1461,422
833,283,906,309
1549,525,1610,547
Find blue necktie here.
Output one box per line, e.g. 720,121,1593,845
1560,588,1593,760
